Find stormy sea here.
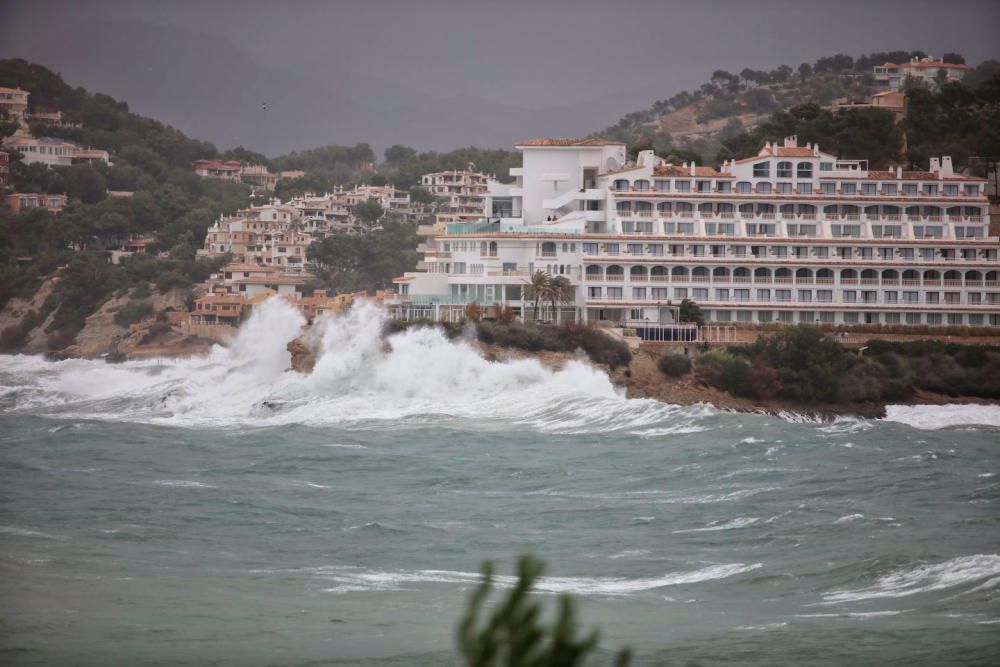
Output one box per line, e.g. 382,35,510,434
1,301,998,665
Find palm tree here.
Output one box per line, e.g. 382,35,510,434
546,275,573,323
523,270,549,322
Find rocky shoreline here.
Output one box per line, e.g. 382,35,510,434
284,333,997,421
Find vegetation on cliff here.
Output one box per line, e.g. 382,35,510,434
660,326,1000,405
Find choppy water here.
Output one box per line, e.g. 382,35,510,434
1,300,998,665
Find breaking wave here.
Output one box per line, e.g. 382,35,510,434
822,554,1000,604
316,562,762,595
0,299,710,433
881,404,1000,430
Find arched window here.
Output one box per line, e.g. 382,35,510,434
757,182,772,194
737,181,752,194
797,162,813,178
777,161,793,178
540,241,555,255
613,179,628,191
634,179,649,192
606,265,624,276
585,265,602,276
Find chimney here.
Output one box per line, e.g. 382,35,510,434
690,161,696,177
940,156,954,177
929,157,941,174
813,143,819,156
637,149,655,167
896,166,903,178
784,135,797,148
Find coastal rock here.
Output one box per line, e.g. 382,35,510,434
288,337,317,373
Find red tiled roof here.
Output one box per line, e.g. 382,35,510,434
516,137,625,147
774,147,816,157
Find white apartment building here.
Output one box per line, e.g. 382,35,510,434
335,184,428,223
2,134,110,167
200,203,312,273
389,136,999,331
285,192,354,233
421,169,496,225
874,56,968,90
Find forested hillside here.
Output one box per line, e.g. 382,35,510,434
598,50,1000,170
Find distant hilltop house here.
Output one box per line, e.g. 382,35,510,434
834,90,906,121
2,133,111,167
192,160,288,191
5,192,67,214
873,56,967,91
0,88,105,166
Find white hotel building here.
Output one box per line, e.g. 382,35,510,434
389,137,998,330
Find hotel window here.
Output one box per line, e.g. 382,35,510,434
757,289,771,301
843,291,857,302
778,311,794,322
778,182,792,194
969,314,984,326
718,181,732,193
944,184,958,195
841,183,857,195
964,184,979,196
798,182,812,194
757,182,772,194
820,162,833,172
652,288,669,299
817,290,832,302
696,180,712,192
674,288,688,299
885,312,900,325
923,184,938,196
613,179,628,191
905,313,921,324
735,289,750,302
587,287,602,298
453,262,466,274
677,222,694,234
604,243,619,255
863,183,877,195
711,244,726,256
777,162,793,178
655,180,670,192
632,288,646,299
693,288,708,300
627,243,643,255
583,243,598,255
634,180,649,191
948,314,963,326
776,289,791,302
821,182,835,195
883,183,897,195
753,162,770,177
607,287,622,299
675,180,690,192
736,181,752,194
927,313,942,325
797,162,813,178
903,184,917,195
648,244,664,256
798,290,812,302
844,312,859,324
715,310,732,322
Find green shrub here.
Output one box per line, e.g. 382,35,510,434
658,353,692,377
558,324,632,369
694,350,750,396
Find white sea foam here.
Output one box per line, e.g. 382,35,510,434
0,299,713,434
0,526,64,540
318,562,762,595
672,517,759,533
834,513,865,524
822,554,1000,603
151,480,214,488
882,404,1000,430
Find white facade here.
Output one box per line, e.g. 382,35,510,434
390,136,999,329
421,169,496,225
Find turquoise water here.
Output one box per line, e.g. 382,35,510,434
1,301,999,665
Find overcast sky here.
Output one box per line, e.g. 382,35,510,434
1,0,998,156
